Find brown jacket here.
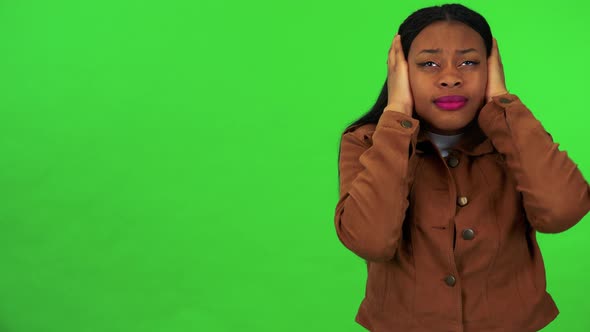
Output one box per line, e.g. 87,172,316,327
334,93,590,332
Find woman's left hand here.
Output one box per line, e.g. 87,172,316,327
486,37,509,103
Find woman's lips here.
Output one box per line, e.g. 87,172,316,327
434,95,468,111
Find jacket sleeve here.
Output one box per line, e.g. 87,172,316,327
334,110,420,261
477,93,590,233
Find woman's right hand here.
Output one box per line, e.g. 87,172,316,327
385,34,413,116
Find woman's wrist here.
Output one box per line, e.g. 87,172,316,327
486,90,510,103
383,103,412,116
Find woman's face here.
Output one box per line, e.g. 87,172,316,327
407,20,488,135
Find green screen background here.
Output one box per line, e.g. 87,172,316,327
1,0,589,331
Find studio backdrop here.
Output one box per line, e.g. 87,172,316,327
0,0,589,331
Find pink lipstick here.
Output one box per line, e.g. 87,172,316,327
434,95,468,111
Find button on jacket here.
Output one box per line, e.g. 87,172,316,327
334,94,590,332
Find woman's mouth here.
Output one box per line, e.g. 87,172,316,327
434,95,468,111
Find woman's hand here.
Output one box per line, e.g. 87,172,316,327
485,37,509,103
384,34,413,116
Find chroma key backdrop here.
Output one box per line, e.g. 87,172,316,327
0,0,589,331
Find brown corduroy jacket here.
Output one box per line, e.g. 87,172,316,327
334,93,590,332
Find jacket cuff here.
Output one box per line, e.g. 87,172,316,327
376,110,420,155
478,93,524,132
377,110,420,131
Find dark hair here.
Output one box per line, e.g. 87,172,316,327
342,4,492,134
336,3,492,186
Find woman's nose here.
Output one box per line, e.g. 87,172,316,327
439,70,463,87
440,79,462,87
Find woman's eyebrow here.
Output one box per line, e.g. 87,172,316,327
418,48,478,55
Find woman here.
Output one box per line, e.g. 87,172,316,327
334,3,590,331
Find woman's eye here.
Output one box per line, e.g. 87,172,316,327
461,60,480,66
421,61,438,67
418,60,479,68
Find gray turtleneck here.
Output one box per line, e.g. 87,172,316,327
425,131,464,158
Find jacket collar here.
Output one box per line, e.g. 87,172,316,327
416,121,495,156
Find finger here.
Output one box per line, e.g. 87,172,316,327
388,34,398,67
394,35,404,67
489,38,497,60
488,38,502,72
388,35,396,55
495,38,503,68
387,35,394,64
492,38,505,74
387,35,395,64
493,38,500,59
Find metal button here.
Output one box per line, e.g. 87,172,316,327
400,120,413,128
462,228,475,240
446,155,459,168
457,196,469,207
444,275,456,287
499,97,512,104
